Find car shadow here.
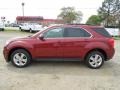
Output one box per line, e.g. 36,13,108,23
6,60,115,77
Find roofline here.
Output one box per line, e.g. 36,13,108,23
66,23,101,26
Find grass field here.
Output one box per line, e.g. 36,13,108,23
2,29,34,35
113,36,120,40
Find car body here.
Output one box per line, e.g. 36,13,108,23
0,23,5,31
3,24,115,68
19,23,43,32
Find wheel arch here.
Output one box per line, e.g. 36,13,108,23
8,47,32,62
84,48,107,61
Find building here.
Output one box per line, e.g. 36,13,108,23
16,16,64,26
16,16,43,24
40,19,64,26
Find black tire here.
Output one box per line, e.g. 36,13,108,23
2,28,4,31
21,29,23,31
85,51,104,69
29,28,33,33
19,27,23,31
10,49,31,68
0,28,4,31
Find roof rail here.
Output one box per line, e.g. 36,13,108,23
66,23,97,26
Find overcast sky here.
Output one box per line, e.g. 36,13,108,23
0,0,104,23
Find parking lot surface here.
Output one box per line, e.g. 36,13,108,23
0,31,120,90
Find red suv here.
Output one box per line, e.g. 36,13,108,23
3,24,115,69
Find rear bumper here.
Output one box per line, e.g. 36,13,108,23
106,48,115,60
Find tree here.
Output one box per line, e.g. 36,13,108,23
98,0,120,27
86,15,102,25
115,0,120,29
73,11,83,24
58,7,83,24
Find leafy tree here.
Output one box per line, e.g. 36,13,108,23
98,0,120,27
114,0,120,29
73,11,83,24
58,7,83,24
86,15,102,25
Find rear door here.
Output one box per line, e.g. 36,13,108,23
59,27,92,58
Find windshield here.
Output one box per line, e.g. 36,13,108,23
30,27,48,37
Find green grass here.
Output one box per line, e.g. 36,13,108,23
4,29,34,35
5,29,19,32
5,29,25,32
113,36,120,40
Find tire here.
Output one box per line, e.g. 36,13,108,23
85,51,104,69
21,29,23,31
0,28,4,31
19,27,24,31
10,49,31,68
29,28,33,33
2,28,4,31
20,29,23,31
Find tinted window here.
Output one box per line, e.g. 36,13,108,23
93,28,111,38
44,28,63,38
64,27,91,37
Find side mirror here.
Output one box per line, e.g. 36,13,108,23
39,34,45,41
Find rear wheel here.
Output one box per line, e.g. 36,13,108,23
85,51,104,69
10,49,31,68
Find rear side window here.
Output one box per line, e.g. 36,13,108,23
64,27,91,37
93,28,112,38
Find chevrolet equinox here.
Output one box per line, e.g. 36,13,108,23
3,24,115,69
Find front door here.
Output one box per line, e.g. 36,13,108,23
35,27,64,58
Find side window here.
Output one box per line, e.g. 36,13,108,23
44,28,63,38
64,27,91,37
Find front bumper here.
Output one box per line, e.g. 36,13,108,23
3,46,9,62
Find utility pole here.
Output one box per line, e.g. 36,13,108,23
21,2,25,16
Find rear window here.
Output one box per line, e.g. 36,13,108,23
64,27,91,37
92,28,112,38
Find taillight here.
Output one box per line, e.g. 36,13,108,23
108,38,114,48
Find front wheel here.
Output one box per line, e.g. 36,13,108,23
10,49,31,68
85,51,104,69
